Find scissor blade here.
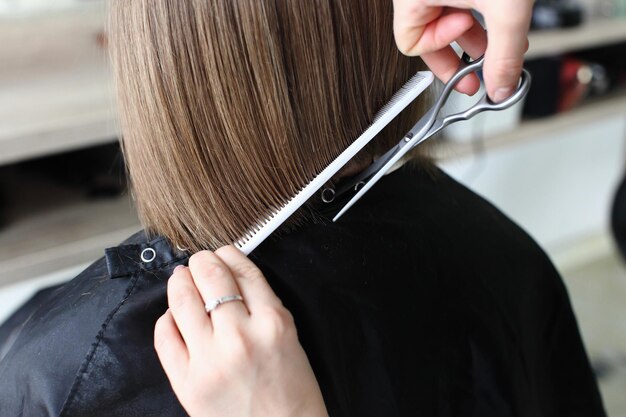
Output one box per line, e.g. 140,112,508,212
333,143,409,222
332,124,441,222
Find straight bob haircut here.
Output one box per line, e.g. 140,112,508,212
108,0,431,252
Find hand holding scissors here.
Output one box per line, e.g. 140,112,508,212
393,0,533,102
331,53,531,219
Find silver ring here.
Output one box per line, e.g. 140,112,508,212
204,295,244,314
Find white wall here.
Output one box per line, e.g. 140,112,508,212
439,115,626,260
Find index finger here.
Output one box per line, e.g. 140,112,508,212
188,250,250,325
214,246,283,314
480,2,532,101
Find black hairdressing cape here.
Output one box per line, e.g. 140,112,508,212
0,165,606,416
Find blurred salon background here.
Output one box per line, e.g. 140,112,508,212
0,0,625,414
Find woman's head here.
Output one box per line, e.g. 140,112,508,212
108,0,429,251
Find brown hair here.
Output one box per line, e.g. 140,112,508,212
108,0,430,252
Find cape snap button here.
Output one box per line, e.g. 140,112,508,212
140,248,157,263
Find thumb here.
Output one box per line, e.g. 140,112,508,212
481,3,532,102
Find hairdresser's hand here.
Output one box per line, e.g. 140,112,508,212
155,247,328,417
393,0,532,102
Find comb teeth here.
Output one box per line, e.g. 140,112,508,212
234,71,434,255
234,182,308,246
234,195,289,248
372,73,429,123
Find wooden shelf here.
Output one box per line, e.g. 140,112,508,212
0,69,118,166
0,6,118,166
0,195,140,288
0,2,98,18
527,17,626,59
436,90,626,161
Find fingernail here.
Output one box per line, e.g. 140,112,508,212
173,265,185,273
493,87,514,103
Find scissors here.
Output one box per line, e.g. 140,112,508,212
328,52,532,221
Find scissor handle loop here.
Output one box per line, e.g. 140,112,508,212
430,53,485,117
440,68,532,129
